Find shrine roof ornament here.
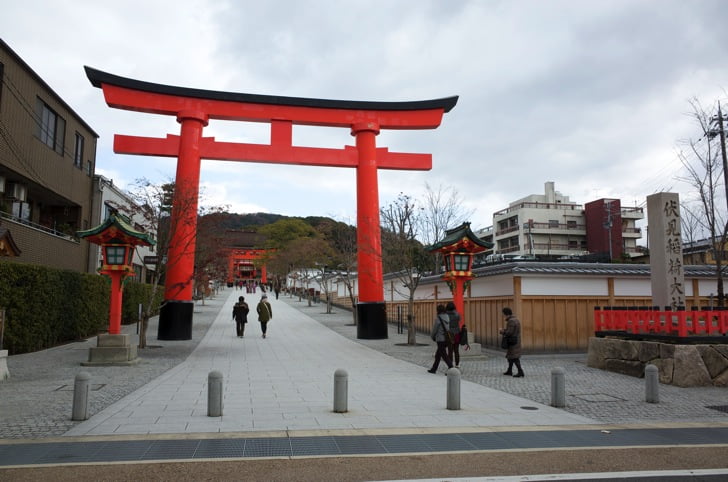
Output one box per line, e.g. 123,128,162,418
77,213,156,247
84,66,458,124
0,227,21,256
428,222,493,253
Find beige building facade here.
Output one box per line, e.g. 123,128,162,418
0,39,98,272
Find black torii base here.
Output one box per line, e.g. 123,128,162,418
158,300,193,340
357,302,388,340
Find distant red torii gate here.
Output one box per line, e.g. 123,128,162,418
85,67,457,340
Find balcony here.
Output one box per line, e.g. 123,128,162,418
622,227,642,238
495,225,520,236
526,221,586,235
494,201,583,217
0,210,79,242
621,206,644,219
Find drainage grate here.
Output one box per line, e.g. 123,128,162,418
706,405,728,414
520,406,539,410
573,393,625,402
54,384,106,392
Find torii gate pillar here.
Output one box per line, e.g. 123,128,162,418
352,122,386,338
85,67,457,341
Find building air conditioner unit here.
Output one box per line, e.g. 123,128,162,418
6,183,27,202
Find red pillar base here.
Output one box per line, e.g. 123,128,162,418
356,302,388,339
158,301,193,340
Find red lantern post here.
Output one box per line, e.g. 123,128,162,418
429,223,493,328
78,214,155,365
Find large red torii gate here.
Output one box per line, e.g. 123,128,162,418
85,67,457,340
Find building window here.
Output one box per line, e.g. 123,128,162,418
36,98,65,155
74,133,84,168
567,220,577,228
549,219,559,228
0,62,4,107
86,160,93,176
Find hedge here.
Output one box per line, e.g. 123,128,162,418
0,262,163,355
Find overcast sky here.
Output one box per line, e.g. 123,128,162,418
3,0,728,237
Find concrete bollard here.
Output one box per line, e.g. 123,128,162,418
446,367,461,410
645,364,659,404
550,367,566,408
208,370,223,417
72,372,91,421
334,369,348,413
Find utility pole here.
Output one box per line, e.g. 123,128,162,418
715,102,728,213
710,102,728,305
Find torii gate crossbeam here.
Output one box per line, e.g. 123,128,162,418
86,67,457,340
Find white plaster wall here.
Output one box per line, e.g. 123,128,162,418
520,276,607,296
613,278,651,297
470,275,513,297
695,279,718,297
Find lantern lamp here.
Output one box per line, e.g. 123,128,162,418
428,222,493,331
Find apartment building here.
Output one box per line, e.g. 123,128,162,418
0,39,98,272
481,182,644,261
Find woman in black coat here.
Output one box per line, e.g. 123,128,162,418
500,307,524,377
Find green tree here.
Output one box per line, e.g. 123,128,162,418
258,218,317,249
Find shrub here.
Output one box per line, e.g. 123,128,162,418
0,262,160,355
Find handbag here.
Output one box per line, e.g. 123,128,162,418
501,334,517,348
459,326,469,346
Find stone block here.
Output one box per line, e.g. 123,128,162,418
659,343,675,359
605,358,644,378
712,368,728,387
460,342,482,357
713,345,728,359
672,345,712,387
82,334,138,366
97,333,131,347
651,358,674,384
586,337,608,369
609,339,639,361
639,342,660,362
697,346,728,379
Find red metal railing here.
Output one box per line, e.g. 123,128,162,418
594,306,728,337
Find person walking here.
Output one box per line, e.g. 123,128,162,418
273,278,281,300
257,294,273,338
232,296,249,338
500,307,524,377
428,304,453,374
445,301,462,368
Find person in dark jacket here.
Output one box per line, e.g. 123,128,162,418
445,301,461,368
232,296,249,337
500,307,524,377
428,304,453,374
256,294,273,338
